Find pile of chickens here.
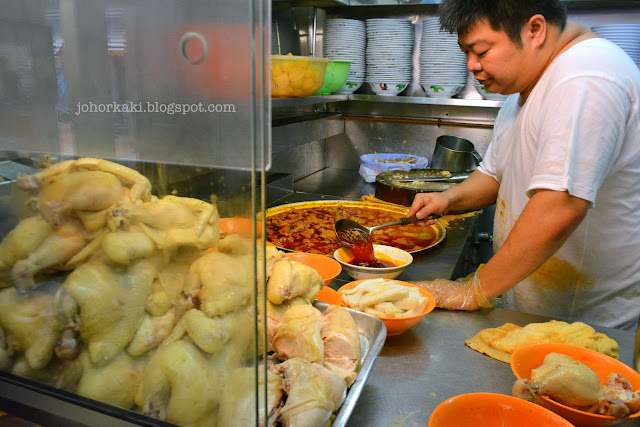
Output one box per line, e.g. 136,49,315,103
0,158,362,426
513,352,640,418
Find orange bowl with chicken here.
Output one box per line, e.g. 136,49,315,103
285,252,342,287
510,343,640,427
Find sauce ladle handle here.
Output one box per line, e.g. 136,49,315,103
367,213,441,233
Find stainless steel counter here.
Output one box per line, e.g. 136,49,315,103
345,308,637,426
279,167,484,285
284,168,638,426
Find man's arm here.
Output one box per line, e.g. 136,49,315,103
413,188,590,310
408,169,500,219
479,188,590,300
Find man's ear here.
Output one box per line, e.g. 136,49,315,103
523,14,548,49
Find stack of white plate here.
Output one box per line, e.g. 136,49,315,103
365,18,413,96
591,24,640,65
324,18,366,94
419,17,467,99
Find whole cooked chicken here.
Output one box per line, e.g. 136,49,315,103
7,217,87,292
59,258,155,363
136,340,220,426
0,286,63,370
0,215,52,287
274,357,347,427
76,351,142,409
17,157,152,226
0,158,365,427
217,366,283,427
266,258,323,305
127,195,220,250
184,251,253,317
513,352,640,418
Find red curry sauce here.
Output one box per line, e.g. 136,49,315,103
266,205,439,255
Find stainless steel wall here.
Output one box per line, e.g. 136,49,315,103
269,6,640,181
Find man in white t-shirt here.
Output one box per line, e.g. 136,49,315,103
409,0,640,330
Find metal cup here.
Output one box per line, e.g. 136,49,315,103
430,135,483,172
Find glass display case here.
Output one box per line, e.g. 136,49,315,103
0,0,272,425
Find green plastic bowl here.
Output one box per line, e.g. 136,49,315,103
314,60,352,96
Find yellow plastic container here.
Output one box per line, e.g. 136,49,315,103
271,55,330,98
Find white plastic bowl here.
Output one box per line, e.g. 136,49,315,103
369,81,409,96
334,244,413,280
335,80,364,94
421,83,464,98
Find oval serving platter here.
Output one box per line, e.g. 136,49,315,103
263,200,446,256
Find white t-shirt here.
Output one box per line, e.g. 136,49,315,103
478,38,640,330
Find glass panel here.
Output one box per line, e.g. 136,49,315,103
1,0,269,169
0,0,269,425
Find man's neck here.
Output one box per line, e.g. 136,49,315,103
519,21,596,103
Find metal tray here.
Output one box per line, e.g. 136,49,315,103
0,301,385,426
313,301,386,426
264,200,446,255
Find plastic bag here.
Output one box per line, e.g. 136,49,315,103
358,153,429,183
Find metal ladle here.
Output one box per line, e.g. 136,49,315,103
334,213,441,245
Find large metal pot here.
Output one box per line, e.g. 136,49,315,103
375,169,469,207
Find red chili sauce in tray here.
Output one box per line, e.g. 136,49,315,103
266,205,439,255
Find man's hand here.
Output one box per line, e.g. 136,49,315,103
413,265,493,311
406,170,499,222
407,192,448,225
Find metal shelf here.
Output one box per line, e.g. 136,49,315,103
314,0,640,7
271,95,348,108
348,94,503,107
271,93,503,110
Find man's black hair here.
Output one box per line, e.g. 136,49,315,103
437,0,567,46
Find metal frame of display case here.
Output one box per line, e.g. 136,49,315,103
0,0,272,425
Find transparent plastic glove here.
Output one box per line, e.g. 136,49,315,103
413,264,494,311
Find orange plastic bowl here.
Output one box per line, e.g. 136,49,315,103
218,217,262,236
315,286,342,305
429,392,574,427
337,279,435,336
510,343,640,427
285,252,342,287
